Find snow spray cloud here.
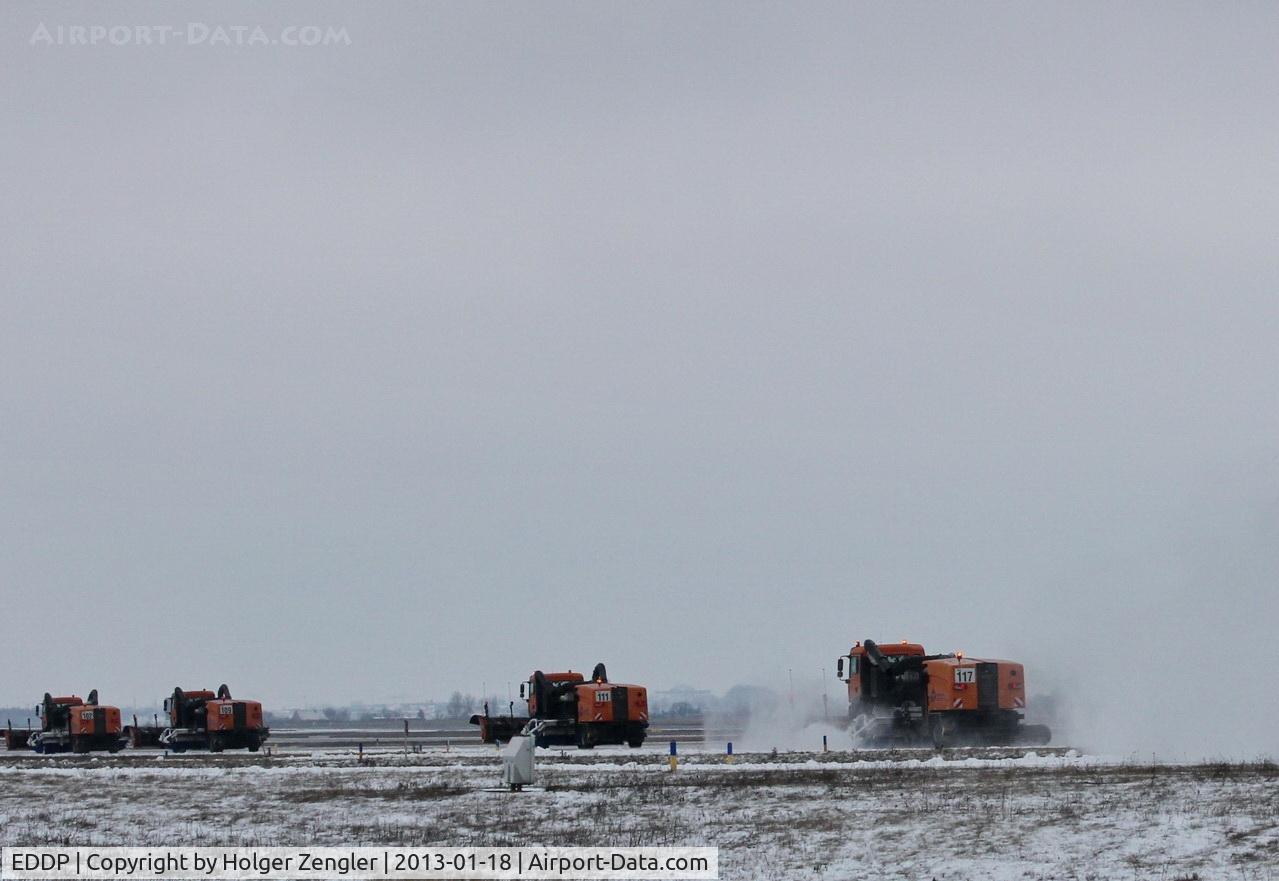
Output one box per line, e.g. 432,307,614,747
934,461,1279,761
705,675,851,754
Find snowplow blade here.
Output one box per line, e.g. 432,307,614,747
4,729,35,750
469,714,529,744
125,725,165,748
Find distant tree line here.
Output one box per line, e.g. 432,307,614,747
440,692,478,719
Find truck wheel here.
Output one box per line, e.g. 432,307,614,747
209,735,224,753
627,734,645,749
247,736,260,753
576,729,596,750
72,737,91,755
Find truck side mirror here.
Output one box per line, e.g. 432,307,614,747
836,657,846,681
518,682,529,700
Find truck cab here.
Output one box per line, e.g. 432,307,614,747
837,641,928,718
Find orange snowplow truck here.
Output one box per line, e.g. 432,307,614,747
836,639,1051,748
471,663,649,749
159,685,269,752
29,690,125,754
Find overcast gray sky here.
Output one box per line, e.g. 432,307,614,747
2,2,1276,758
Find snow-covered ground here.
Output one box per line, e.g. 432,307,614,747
1,748,1274,879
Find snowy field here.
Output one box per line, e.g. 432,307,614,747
1,747,1274,880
